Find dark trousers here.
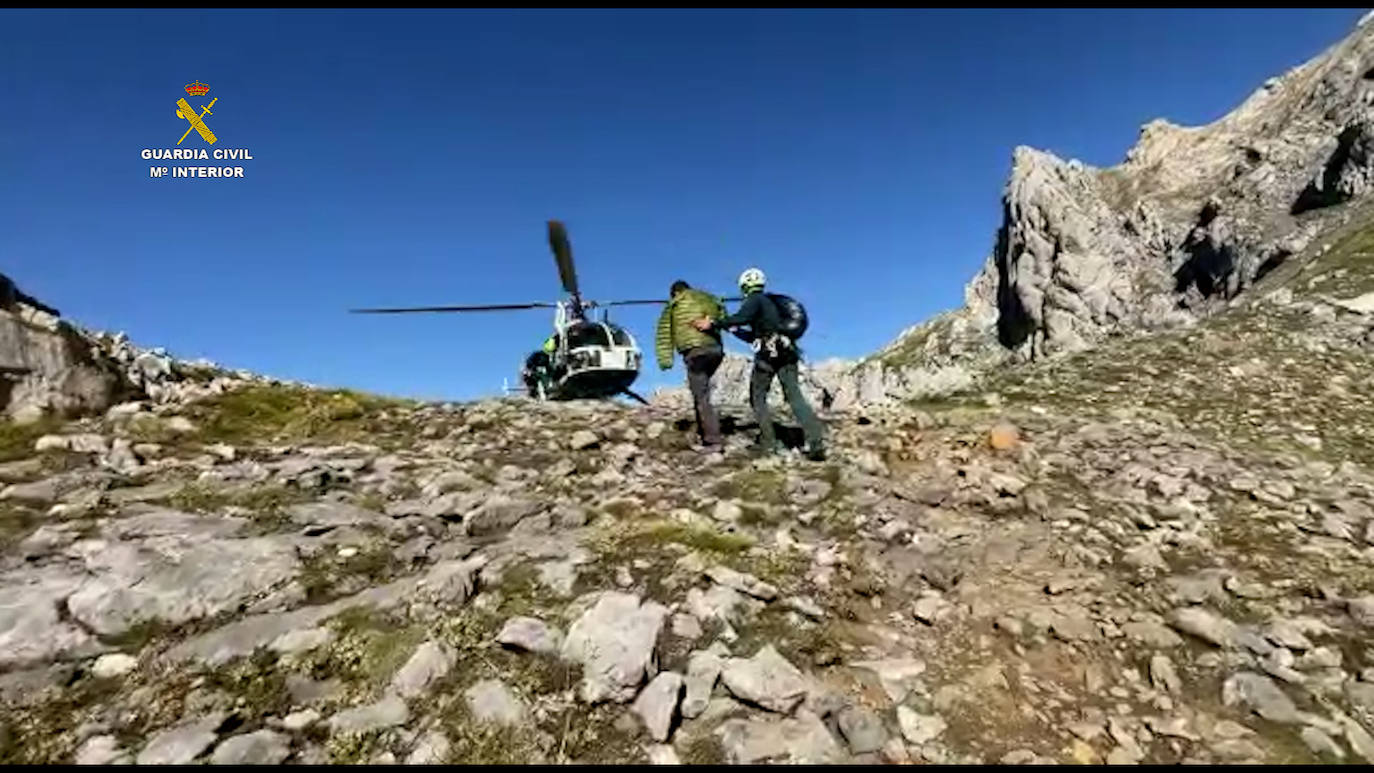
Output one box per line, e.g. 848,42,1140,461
750,354,824,451
683,346,724,445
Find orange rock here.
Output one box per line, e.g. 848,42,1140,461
988,423,1021,451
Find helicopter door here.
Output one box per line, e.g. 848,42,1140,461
563,324,610,374
605,325,639,370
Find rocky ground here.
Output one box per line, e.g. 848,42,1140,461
1,212,1372,764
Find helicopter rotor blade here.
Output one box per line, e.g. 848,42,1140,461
350,302,557,314
547,220,580,298
596,299,669,307
591,295,747,308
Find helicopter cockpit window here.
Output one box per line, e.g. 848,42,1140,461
609,326,632,347
566,324,610,349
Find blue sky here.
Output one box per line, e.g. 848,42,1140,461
1,9,1365,402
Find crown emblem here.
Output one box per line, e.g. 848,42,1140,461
185,80,210,97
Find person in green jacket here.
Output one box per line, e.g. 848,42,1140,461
523,334,560,397
656,279,726,448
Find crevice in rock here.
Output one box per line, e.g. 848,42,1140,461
993,219,1035,353
1292,120,1374,215
1252,246,1293,285
1173,202,1241,300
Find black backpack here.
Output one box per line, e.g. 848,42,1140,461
764,293,808,340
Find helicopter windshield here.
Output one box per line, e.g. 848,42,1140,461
609,326,632,347
566,323,610,349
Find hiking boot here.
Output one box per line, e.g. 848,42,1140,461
804,443,827,462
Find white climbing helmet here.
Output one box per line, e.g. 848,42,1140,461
738,267,766,292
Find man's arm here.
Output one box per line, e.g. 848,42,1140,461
655,307,674,370
711,294,761,331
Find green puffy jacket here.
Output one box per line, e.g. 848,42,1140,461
655,288,724,369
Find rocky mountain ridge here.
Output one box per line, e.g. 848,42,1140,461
661,11,1374,412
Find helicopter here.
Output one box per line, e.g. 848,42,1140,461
351,221,731,405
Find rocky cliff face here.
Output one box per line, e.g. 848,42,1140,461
0,296,128,424
932,12,1374,365
0,275,290,426
692,12,1374,412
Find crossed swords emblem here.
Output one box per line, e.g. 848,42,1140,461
175,96,218,146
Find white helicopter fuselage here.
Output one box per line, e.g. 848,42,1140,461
525,301,642,400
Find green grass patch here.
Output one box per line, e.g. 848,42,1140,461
0,670,127,764
165,481,311,515
327,729,393,765
201,648,295,721
712,468,787,506
487,561,546,619
299,541,405,605
1298,208,1374,297
121,414,184,446
0,502,42,553
600,498,642,521
748,548,812,593
303,607,428,693
640,521,755,556
546,703,647,765
179,385,418,447
354,492,388,513
737,503,779,527
439,703,537,764
732,605,847,670
577,519,759,602
816,464,849,503
0,416,62,463
679,732,729,765
100,618,177,652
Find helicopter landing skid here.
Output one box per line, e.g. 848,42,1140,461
619,388,649,406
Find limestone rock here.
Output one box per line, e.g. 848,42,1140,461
136,713,227,765
632,671,684,743
64,536,300,638
0,566,100,670
496,616,564,656
328,695,410,734
715,710,846,764
720,645,810,714
560,591,669,704
682,644,729,720
90,653,138,679
0,296,127,423
836,705,888,754
210,730,291,765
897,707,947,745
390,641,457,699
465,679,528,726
406,731,452,765
75,735,130,765
1222,672,1301,724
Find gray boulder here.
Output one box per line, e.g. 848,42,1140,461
560,591,669,704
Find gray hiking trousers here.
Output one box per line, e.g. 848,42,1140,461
684,345,724,445
749,354,824,451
